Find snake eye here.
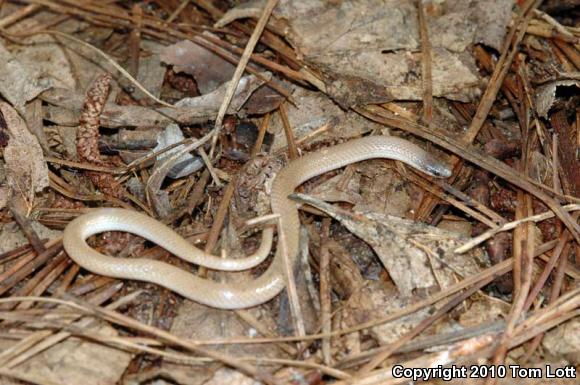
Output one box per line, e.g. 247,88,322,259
427,162,452,178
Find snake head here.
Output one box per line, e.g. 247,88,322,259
423,156,452,178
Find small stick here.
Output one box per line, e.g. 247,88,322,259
127,4,143,77
417,0,433,124
250,112,270,158
197,147,222,187
68,275,116,297
11,253,70,310
198,174,238,276
279,103,299,160
8,198,45,254
0,241,62,297
0,4,41,28
0,243,34,264
209,0,280,157
45,156,124,174
524,222,575,311
320,218,333,365
53,264,80,294
455,203,580,253
166,0,189,23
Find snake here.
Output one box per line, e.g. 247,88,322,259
63,136,451,309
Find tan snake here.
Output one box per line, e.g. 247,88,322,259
63,136,451,309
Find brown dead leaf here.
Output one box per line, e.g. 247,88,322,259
268,88,384,152
220,0,511,107
163,300,284,385
1,101,49,209
355,163,415,218
175,73,271,113
292,192,488,296
339,281,432,346
543,317,580,364
161,39,236,94
309,168,361,205
7,16,114,92
161,40,286,113
127,40,166,101
458,292,510,329
535,79,580,118
0,41,52,113
7,33,76,91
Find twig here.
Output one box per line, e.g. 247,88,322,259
45,157,124,174
486,209,535,385
209,0,280,157
417,0,433,125
319,218,332,365
0,3,40,28
127,4,143,77
8,198,45,254
250,113,270,158
198,173,238,276
0,240,63,297
463,0,541,144
279,102,299,160
455,203,580,253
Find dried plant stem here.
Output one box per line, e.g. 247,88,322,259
417,0,433,124
464,0,541,143
209,0,280,157
279,102,299,160
456,203,580,253
320,218,332,365
250,113,271,158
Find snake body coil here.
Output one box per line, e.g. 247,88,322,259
63,136,451,309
